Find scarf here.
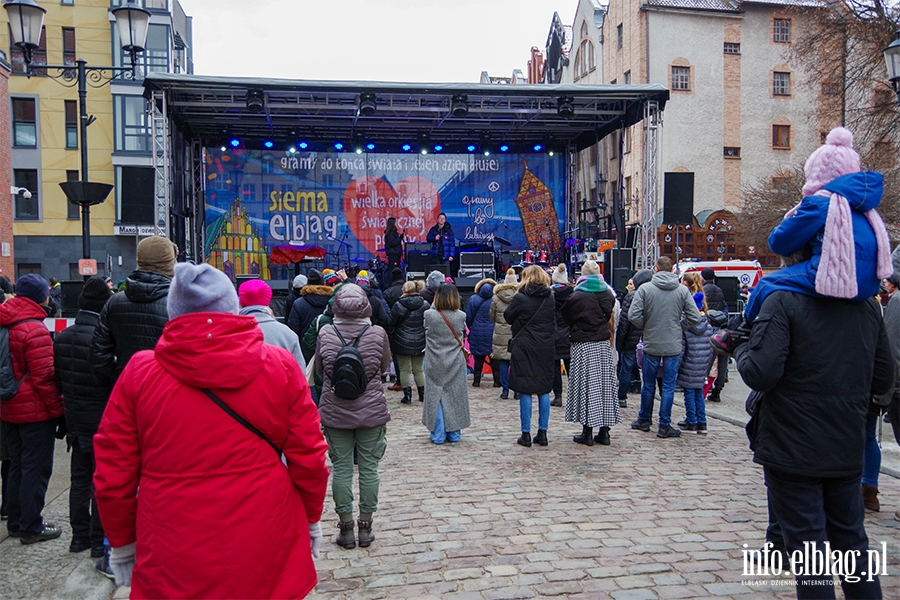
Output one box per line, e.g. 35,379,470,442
574,274,609,294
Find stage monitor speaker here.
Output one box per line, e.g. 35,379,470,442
425,264,449,276
459,252,493,270
406,251,430,274
60,280,85,319
407,242,431,253
120,166,155,224
663,172,695,225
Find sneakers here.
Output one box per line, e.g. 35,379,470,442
710,325,751,356
500,392,509,400
696,422,708,434
513,392,521,400
677,420,697,432
618,398,627,408
516,432,532,447
388,382,403,391
95,553,115,580
630,419,651,432
657,425,682,438
20,523,62,545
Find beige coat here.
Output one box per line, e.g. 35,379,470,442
489,283,517,361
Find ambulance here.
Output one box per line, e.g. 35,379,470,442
676,259,763,288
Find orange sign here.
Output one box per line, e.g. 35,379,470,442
78,259,98,276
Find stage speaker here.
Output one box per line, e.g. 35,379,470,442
406,251,430,274
610,248,634,272
120,166,156,224
425,264,449,276
60,280,85,319
663,172,694,225
717,276,741,314
613,268,634,296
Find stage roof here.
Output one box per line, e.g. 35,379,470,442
143,74,669,152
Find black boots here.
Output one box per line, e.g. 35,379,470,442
417,386,425,402
357,519,374,547
401,387,412,404
551,393,562,407
472,373,481,387
573,425,594,446
533,429,548,446
593,426,610,445
517,432,532,447
336,519,356,549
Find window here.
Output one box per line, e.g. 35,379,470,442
772,124,791,149
114,95,150,152
580,21,588,37
773,18,791,43
111,0,168,9
9,25,46,73
624,70,631,85
65,100,78,148
14,170,39,220
724,147,741,158
66,170,80,219
574,39,595,80
671,66,690,91
624,126,632,153
773,72,791,96
724,42,740,54
114,23,168,79
17,264,42,278
12,98,37,146
62,27,76,65
61,0,74,5
617,24,623,50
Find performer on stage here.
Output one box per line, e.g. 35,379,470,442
426,213,455,266
384,217,404,270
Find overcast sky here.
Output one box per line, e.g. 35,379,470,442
177,0,582,83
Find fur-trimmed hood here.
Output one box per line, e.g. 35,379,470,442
493,282,518,303
474,278,497,295
300,285,334,297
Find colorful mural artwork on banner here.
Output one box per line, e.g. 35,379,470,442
204,148,565,280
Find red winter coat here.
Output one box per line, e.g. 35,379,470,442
0,296,61,424
93,312,329,600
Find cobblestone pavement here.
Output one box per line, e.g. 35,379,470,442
2,373,899,600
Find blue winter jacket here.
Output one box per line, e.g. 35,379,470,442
465,280,495,356
744,171,885,323
426,223,456,261
676,315,715,389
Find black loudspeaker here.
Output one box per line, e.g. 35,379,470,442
426,264,449,276
624,226,638,249
663,172,695,225
406,251,430,274
610,248,634,271
613,268,634,296
120,166,156,224
717,276,741,314
578,221,599,239
60,280,85,319
456,275,480,310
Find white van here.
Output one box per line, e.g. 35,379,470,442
676,260,763,288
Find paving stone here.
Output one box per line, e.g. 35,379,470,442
610,589,658,600
444,568,485,581
629,563,673,575
482,586,535,600
703,582,754,595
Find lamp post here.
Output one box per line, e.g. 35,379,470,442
883,31,900,105
4,0,150,265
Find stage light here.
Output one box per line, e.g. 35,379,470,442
220,146,226,152
466,144,476,153
480,132,493,156
417,132,431,155
229,138,240,148
263,140,274,149
402,143,412,152
351,131,366,154
434,144,443,152
288,146,297,154
533,144,543,152
298,141,309,150
500,144,509,152
358,93,377,116
548,149,555,156
246,89,265,113
450,94,468,117
557,96,575,119
366,142,376,151
334,142,344,151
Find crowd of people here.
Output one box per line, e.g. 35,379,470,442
0,128,896,599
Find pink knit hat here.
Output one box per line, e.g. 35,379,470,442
802,127,860,196
238,279,272,308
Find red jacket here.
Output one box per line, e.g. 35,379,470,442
0,296,61,424
94,312,329,600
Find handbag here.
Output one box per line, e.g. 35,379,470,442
304,357,316,387
438,310,470,360
507,296,548,353
201,388,281,457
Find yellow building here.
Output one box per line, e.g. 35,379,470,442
3,0,192,281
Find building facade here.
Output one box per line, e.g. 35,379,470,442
0,49,11,277
3,0,192,281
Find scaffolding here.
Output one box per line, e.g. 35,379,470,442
639,100,662,270
151,89,171,240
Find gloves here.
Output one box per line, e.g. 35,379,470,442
109,542,137,586
54,417,67,440
308,522,322,559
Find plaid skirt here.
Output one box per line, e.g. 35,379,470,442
565,340,622,428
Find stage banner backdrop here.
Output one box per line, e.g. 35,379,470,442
204,148,565,279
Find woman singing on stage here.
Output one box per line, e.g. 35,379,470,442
384,217,404,270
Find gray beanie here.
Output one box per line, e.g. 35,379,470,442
632,269,653,289
426,270,445,289
167,262,239,319
292,274,308,289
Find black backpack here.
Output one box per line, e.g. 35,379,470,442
329,324,371,400
0,319,42,402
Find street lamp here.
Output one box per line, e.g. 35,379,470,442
883,31,900,105
4,0,150,266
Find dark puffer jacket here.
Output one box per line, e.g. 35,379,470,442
735,293,894,478
675,316,715,389
504,284,557,394
465,279,496,357
0,296,62,424
703,280,727,313
54,310,112,450
616,269,653,353
383,281,404,309
551,284,573,360
315,284,392,430
90,270,170,379
363,285,391,329
287,286,333,340
388,294,428,356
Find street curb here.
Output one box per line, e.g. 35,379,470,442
49,556,114,600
